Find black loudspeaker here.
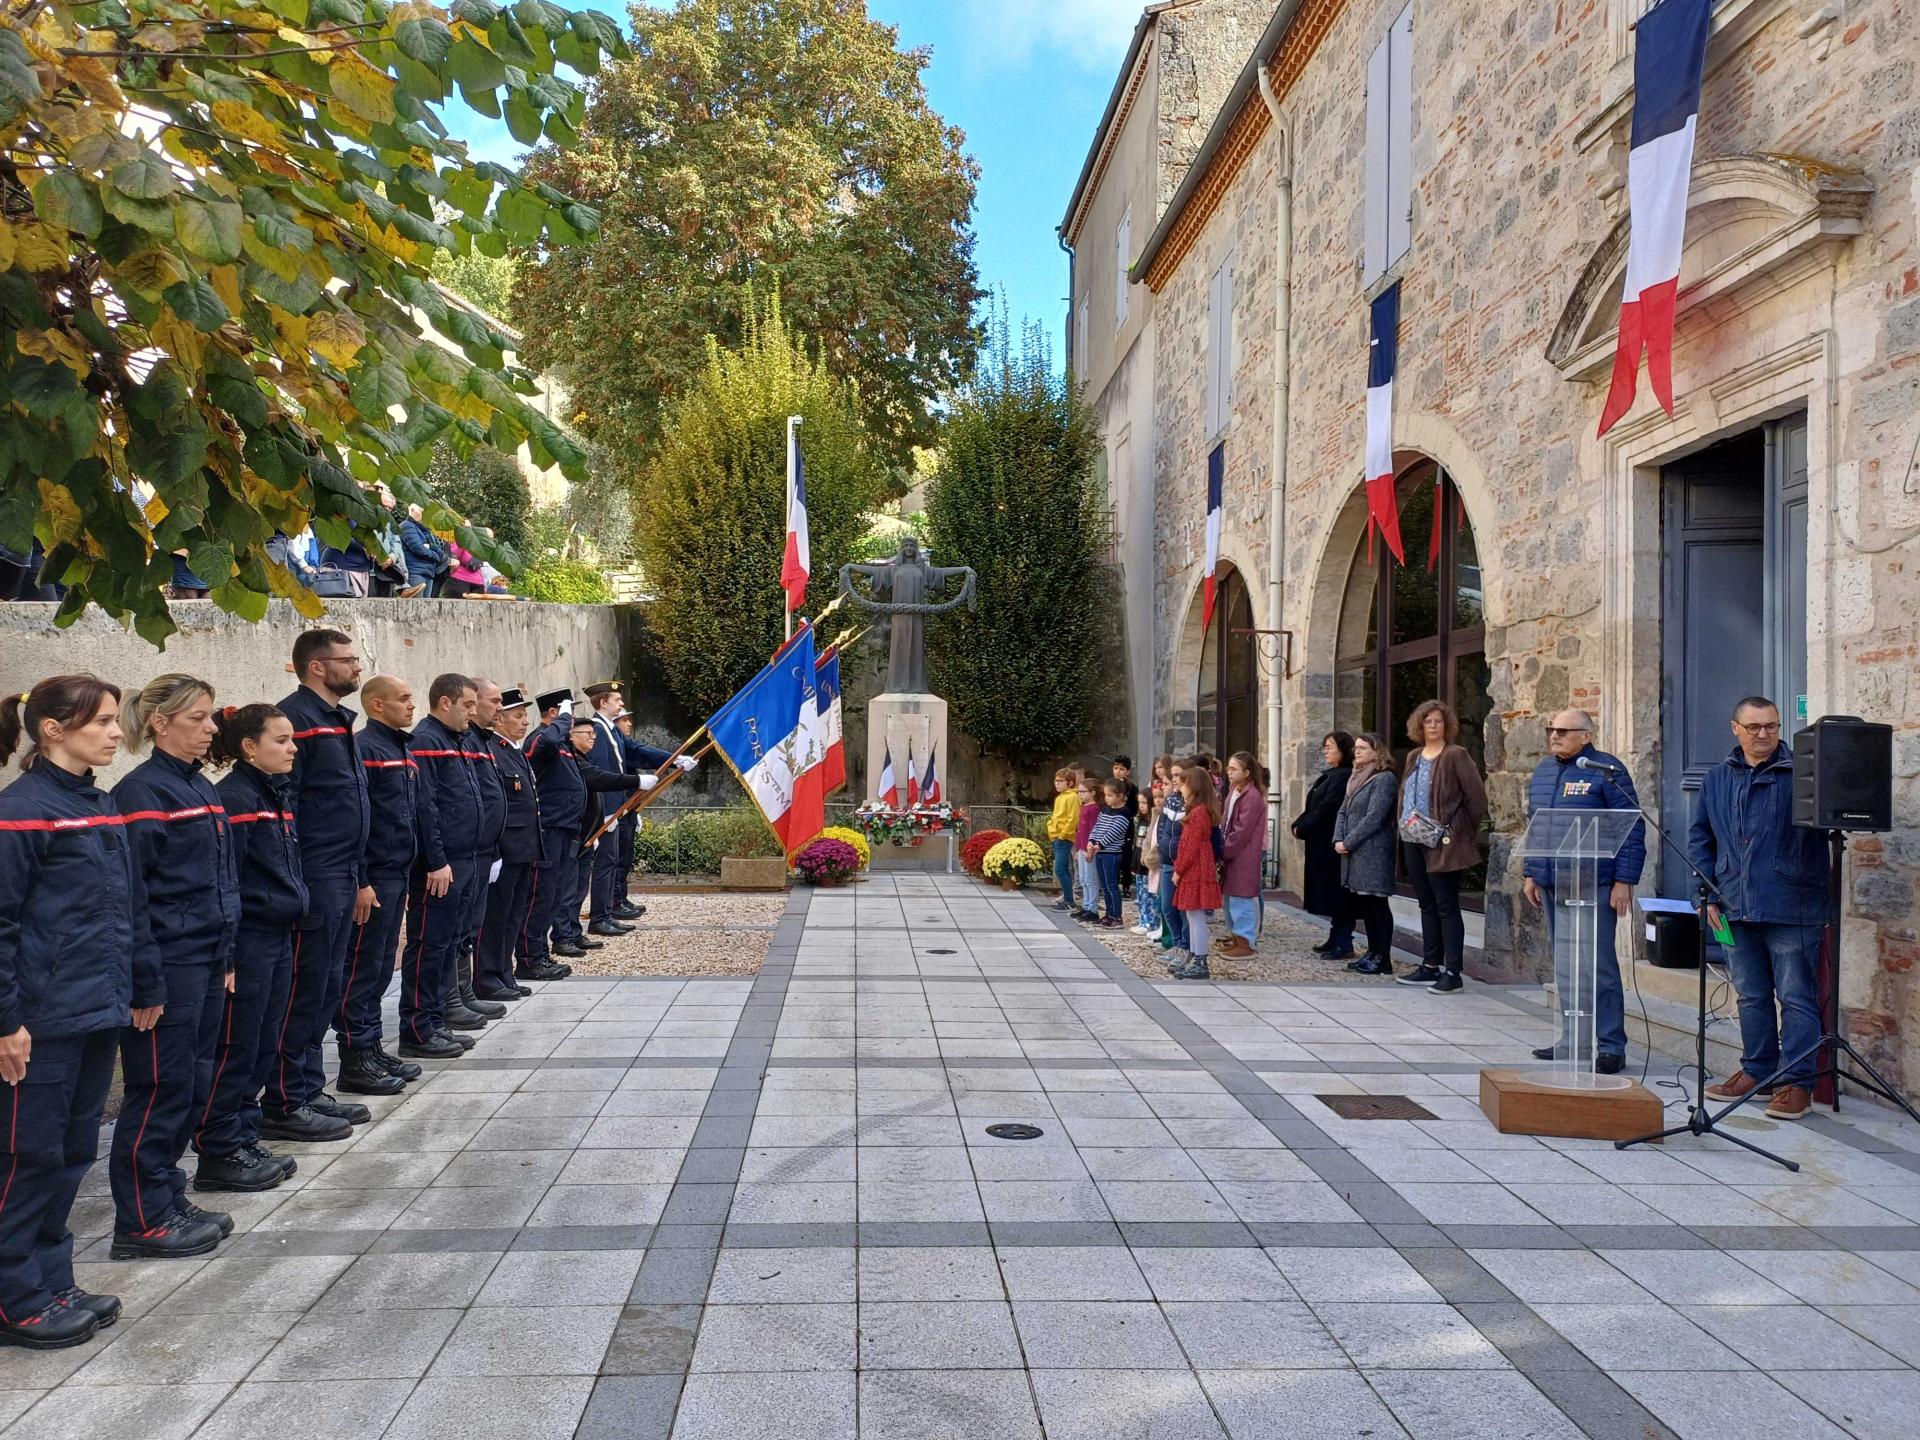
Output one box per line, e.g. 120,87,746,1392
1793,716,1893,832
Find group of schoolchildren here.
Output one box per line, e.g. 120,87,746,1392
1046,752,1267,980
0,630,692,1352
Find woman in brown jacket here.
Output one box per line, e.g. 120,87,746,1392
1395,700,1489,993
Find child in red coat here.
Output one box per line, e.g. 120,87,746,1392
1171,766,1224,979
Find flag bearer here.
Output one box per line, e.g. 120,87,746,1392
0,677,139,1348
108,675,238,1259
581,681,639,937
334,675,425,1096
196,704,307,1192
474,689,541,1000
613,708,698,918
271,629,372,1141
400,675,485,1059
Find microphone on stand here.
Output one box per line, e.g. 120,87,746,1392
1573,754,1622,777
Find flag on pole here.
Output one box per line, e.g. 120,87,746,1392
781,416,809,614
920,743,941,807
816,649,846,796
1365,281,1406,565
878,742,899,809
708,624,826,854
1598,0,1711,437
905,739,920,808
1201,445,1223,632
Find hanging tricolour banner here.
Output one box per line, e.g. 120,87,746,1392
1598,0,1711,437
708,624,827,854
1201,445,1223,632
1365,281,1406,565
815,649,846,797
781,415,810,614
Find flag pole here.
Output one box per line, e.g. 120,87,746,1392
784,414,802,643
580,726,712,850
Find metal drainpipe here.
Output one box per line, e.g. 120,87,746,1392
1256,65,1293,884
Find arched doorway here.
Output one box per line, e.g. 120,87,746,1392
1196,564,1258,762
1333,461,1491,892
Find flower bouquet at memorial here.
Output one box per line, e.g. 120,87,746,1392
852,801,961,847
961,829,1010,878
793,837,863,886
981,836,1047,889
820,825,872,869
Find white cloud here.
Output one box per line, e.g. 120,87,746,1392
946,0,1147,70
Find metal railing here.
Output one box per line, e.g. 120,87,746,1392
627,801,1052,876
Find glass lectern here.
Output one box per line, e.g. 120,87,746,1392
1515,809,1641,1093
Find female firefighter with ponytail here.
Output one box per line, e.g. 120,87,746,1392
197,704,307,1192
0,677,144,1349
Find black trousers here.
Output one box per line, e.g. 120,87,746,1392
198,923,294,1158
337,869,408,1054
272,871,356,1118
616,811,638,898
0,1028,116,1319
555,840,593,943
1350,891,1395,960
1402,842,1466,975
478,860,534,991
110,958,226,1232
589,827,621,923
401,858,479,1043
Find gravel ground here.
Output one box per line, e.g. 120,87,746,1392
559,892,786,977
1073,893,1379,985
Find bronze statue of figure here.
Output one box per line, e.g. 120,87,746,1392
837,536,976,694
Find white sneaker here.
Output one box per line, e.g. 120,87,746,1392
1129,923,1149,935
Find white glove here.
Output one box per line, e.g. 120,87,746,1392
674,755,699,773
639,774,658,791
488,858,503,885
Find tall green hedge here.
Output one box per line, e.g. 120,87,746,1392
425,442,533,554
639,292,887,714
926,317,1105,765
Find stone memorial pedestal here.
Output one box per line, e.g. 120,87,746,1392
865,693,947,806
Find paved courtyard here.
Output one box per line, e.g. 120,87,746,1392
4,875,1919,1439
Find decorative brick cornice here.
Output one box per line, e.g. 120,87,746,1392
1140,0,1349,292
1064,32,1157,248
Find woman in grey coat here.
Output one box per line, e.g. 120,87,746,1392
1332,732,1400,977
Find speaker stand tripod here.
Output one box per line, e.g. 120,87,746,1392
1700,832,1920,1132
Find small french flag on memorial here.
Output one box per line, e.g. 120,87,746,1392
1598,0,1712,437
1201,445,1223,633
920,743,941,807
878,742,899,809
1365,281,1405,565
781,415,809,614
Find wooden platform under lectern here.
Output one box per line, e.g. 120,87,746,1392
1479,1068,1664,1142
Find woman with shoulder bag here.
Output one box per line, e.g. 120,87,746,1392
1293,731,1355,959
1396,700,1489,994
1332,733,1400,976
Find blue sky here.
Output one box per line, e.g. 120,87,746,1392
444,0,1146,366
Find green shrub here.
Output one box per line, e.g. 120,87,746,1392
632,805,784,876
516,559,613,604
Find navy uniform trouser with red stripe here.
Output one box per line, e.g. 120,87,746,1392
195,923,294,1159
0,1029,117,1320
517,826,573,967
477,860,533,992
110,955,226,1232
401,858,479,1043
456,848,497,993
336,869,408,1055
267,871,357,1119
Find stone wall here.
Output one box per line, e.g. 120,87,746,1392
0,598,623,784
1144,0,1920,1079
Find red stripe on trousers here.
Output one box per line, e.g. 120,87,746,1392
519,868,542,961
196,985,238,1148
127,1029,161,1230
273,929,303,1110
339,914,367,1050
0,1087,19,1321
409,876,431,1042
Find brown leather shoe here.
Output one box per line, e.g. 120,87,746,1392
1764,1085,1812,1120
1704,1071,1774,1102
1216,937,1256,959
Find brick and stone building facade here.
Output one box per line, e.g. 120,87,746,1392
1067,0,1920,1083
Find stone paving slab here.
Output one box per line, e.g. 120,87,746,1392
4,876,1920,1438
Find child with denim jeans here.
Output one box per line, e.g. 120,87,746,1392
1071,775,1101,921
1088,781,1132,928
1046,768,1082,912
1133,791,1161,935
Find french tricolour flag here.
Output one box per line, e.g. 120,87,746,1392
781,416,809,614
920,743,941,807
878,742,899,809
1201,446,1223,632
1598,0,1711,437
1365,281,1405,565
816,649,846,796
709,624,826,855
905,740,920,808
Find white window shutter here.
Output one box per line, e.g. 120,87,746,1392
1222,253,1236,416
1386,5,1414,267
1204,268,1221,435
1363,29,1391,284
1115,209,1132,329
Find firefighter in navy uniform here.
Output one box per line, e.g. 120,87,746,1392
448,679,509,1032
400,675,486,1060
108,675,240,1260
197,703,309,1192
475,689,541,1000
523,694,639,968
334,676,426,1097
0,677,143,1350
271,629,373,1141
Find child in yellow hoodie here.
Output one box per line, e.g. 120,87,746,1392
1047,767,1082,912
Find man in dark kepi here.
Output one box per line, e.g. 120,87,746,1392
474,688,540,1001
522,690,640,967
580,681,661,938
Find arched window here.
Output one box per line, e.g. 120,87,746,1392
1197,564,1259,762
1334,463,1491,890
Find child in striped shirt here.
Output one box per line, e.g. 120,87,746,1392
1088,779,1134,928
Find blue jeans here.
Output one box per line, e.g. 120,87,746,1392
1544,891,1627,1059
1157,868,1189,948
1225,894,1259,944
1051,840,1075,906
1076,853,1095,909
1095,853,1123,919
1137,881,1160,932
1728,921,1824,1086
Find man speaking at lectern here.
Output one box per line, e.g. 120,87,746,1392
1522,710,1646,1075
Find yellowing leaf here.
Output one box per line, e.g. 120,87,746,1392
151,310,208,376
264,557,327,618
210,100,283,150
12,221,69,273
116,247,189,297
308,310,367,367
0,224,14,270
37,481,84,545
62,54,123,105
14,326,89,378
143,492,170,527
330,56,396,126
208,265,244,315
